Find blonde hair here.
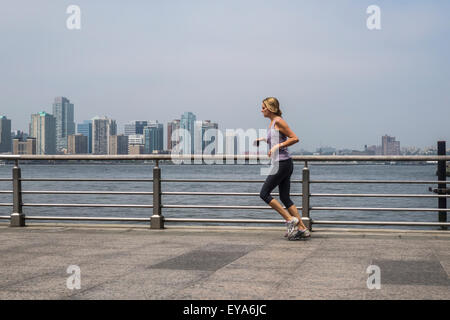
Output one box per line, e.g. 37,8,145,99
263,97,282,117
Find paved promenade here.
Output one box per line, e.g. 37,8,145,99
0,223,449,300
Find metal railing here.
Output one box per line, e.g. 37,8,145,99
0,154,448,230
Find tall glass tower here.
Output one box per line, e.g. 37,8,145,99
30,112,56,155
180,112,196,154
0,116,12,153
144,121,164,154
91,116,117,155
77,120,93,153
52,97,75,153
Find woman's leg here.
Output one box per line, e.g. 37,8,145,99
278,160,307,230
286,205,307,231
260,161,295,221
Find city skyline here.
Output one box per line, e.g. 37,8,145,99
1,1,449,151
3,106,448,155
0,98,444,154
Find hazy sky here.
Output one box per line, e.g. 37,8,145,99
1,0,449,151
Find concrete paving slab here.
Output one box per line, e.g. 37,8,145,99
0,224,449,300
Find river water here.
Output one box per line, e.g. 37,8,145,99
0,163,446,229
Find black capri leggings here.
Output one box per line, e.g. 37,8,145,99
259,158,294,208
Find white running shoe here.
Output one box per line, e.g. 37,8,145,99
285,217,299,237
288,228,311,241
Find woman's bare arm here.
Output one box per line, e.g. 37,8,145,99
274,118,299,148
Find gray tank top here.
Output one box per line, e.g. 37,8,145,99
266,118,291,161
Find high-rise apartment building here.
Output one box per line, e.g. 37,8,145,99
382,135,401,155
109,135,129,155
144,122,164,154
92,116,117,155
77,120,92,153
0,116,12,153
53,97,75,153
124,121,148,136
68,134,88,154
30,112,56,155
167,119,180,151
194,120,218,154
180,112,196,154
128,134,144,145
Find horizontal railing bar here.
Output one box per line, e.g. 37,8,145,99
15,178,447,184
162,205,302,209
311,193,450,198
164,218,285,224
0,191,12,194
21,179,153,182
0,203,12,206
1,154,449,161
311,207,449,212
25,216,150,221
311,180,447,184
311,220,450,227
162,192,302,196
0,216,10,219
22,191,154,195
161,179,302,183
22,204,153,208
10,190,303,196
0,179,12,181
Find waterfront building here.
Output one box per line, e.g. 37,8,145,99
68,134,88,154
180,112,196,154
30,112,56,155
12,137,36,155
194,120,218,154
109,134,129,155
52,97,75,153
124,121,148,136
92,116,117,155
129,144,144,155
77,120,92,153
144,121,164,154
128,134,144,145
0,116,12,153
382,135,401,155
167,119,180,151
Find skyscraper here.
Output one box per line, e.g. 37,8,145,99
52,97,75,153
92,116,117,155
77,120,92,153
0,116,12,153
382,135,401,155
124,121,149,136
30,112,57,155
180,112,196,154
167,119,180,151
109,135,129,155
68,134,88,154
194,120,219,154
144,121,164,154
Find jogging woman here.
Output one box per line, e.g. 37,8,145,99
254,97,310,240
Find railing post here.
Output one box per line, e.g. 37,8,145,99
151,160,164,229
437,141,447,230
302,161,311,231
10,160,25,227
